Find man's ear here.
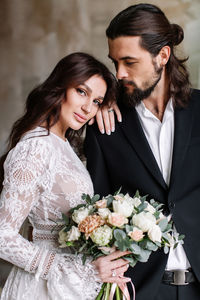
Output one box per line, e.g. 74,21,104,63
157,46,171,66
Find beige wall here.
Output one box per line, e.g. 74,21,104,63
0,0,200,153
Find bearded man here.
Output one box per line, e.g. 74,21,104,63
85,3,200,300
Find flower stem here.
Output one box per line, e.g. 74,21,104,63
115,285,121,300
104,283,111,300
95,283,106,300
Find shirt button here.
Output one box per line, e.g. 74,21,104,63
169,202,175,210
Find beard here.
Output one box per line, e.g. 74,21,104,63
119,63,163,108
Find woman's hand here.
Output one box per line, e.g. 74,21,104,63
88,102,122,135
92,250,131,284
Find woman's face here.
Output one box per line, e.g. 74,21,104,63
59,74,107,132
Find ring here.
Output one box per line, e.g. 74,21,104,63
108,108,114,113
111,270,117,277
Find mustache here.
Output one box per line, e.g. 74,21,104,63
119,79,137,88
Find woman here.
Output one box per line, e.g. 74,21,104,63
0,52,130,300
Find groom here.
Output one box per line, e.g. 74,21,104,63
85,3,200,300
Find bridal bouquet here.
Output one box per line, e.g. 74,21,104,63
58,190,184,300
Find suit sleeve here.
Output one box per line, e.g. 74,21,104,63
84,124,112,197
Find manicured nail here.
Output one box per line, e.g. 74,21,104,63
111,127,115,132
101,129,105,134
118,117,122,122
107,130,111,135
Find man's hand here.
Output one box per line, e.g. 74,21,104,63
88,102,122,135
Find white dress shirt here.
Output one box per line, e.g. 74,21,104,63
135,99,190,270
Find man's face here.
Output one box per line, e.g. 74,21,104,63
108,36,163,106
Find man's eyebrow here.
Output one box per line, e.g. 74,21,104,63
108,55,138,61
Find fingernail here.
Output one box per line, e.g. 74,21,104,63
111,127,115,132
118,118,122,122
107,130,111,135
101,129,105,134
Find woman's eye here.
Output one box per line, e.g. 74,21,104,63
77,88,86,96
93,99,101,106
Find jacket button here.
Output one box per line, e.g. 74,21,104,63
169,202,175,210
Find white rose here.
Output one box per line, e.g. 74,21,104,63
130,197,142,208
148,224,162,243
144,202,156,214
98,208,111,219
113,199,133,217
58,228,68,248
90,225,113,246
72,206,91,224
132,211,156,232
66,226,81,241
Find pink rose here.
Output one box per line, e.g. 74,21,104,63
108,213,128,227
128,227,144,242
95,199,107,209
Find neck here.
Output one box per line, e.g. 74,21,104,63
143,71,170,121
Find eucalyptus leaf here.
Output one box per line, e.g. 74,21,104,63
137,248,151,262
91,194,100,204
62,213,69,225
158,218,168,231
114,229,126,240
129,242,142,255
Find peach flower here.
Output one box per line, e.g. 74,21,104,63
128,227,144,242
95,199,107,209
78,215,104,238
108,213,128,227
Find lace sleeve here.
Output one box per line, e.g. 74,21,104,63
0,138,55,279
0,137,100,296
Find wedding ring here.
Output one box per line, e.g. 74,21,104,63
108,108,114,113
111,270,117,277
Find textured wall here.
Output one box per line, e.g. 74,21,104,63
0,0,200,153
0,0,200,287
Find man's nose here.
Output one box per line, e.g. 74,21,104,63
116,65,128,80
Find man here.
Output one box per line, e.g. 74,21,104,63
85,3,200,300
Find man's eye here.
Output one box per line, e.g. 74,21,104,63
77,88,86,96
125,62,135,66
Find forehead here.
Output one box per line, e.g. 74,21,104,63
108,36,150,60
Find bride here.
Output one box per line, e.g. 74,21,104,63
0,52,130,300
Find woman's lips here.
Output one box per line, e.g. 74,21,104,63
74,112,87,123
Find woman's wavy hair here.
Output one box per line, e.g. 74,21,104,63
0,52,117,191
106,3,191,107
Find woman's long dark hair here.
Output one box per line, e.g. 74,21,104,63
0,52,117,191
106,3,191,107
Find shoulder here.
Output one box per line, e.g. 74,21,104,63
189,88,200,105
5,128,54,168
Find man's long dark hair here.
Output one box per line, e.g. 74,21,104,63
0,52,117,191
106,3,191,107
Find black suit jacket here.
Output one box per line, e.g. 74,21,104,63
84,89,200,299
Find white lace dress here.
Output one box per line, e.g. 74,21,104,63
0,127,101,300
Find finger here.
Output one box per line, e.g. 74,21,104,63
110,258,129,270
95,110,105,134
112,102,122,122
88,117,95,125
107,250,131,261
108,109,115,132
101,108,112,135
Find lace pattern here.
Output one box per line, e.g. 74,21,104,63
0,127,99,300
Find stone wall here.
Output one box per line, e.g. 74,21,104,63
0,0,200,153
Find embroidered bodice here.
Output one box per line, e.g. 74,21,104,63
0,127,100,299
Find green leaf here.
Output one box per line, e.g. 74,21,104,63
95,283,106,300
178,234,185,240
69,204,85,214
106,195,115,207
114,229,126,240
134,190,140,198
114,187,122,195
91,194,100,204
62,213,69,225
129,242,141,255
164,245,169,254
125,225,134,233
124,256,138,267
145,240,158,251
158,218,168,232
137,201,148,213
136,248,151,262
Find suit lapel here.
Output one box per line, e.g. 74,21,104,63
169,101,194,189
119,106,168,190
